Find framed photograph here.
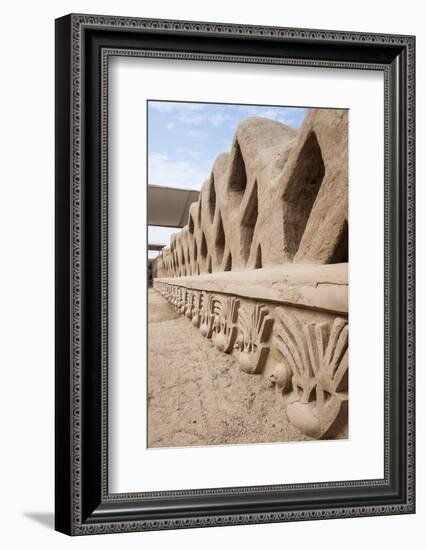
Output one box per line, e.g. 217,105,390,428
55,14,415,535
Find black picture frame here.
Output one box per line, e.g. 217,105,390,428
55,13,415,535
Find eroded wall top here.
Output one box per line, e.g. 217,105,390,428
152,108,348,279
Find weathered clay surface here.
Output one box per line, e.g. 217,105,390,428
151,108,348,441
157,263,348,314
148,290,348,447
155,280,348,440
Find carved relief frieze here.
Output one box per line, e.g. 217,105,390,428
200,291,215,339
155,280,348,439
211,296,240,353
236,304,274,374
272,308,348,438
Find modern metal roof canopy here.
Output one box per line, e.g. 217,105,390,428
148,243,167,252
148,185,200,228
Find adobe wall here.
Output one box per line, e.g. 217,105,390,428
153,109,348,278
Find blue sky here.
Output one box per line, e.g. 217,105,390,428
148,101,306,258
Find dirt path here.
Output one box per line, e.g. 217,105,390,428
148,289,310,448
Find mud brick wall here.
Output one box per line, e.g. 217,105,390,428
152,108,348,278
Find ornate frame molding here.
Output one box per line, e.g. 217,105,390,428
55,13,415,535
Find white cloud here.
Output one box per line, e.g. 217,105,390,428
148,152,210,191
186,129,207,138
149,101,203,114
208,112,232,126
175,146,204,160
149,101,233,127
177,112,205,125
148,226,179,248
235,105,306,127
150,101,305,130
149,101,206,126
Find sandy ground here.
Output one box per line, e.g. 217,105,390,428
147,289,311,448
